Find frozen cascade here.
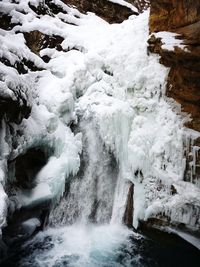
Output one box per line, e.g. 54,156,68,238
0,0,200,264
49,118,119,225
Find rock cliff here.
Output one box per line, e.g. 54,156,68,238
149,0,200,132
146,0,200,236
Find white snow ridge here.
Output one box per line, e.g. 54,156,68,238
0,0,200,256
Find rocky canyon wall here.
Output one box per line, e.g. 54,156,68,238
149,0,200,132
146,0,200,232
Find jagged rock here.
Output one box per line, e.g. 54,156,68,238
149,0,200,132
149,0,200,32
61,0,139,23
24,31,64,62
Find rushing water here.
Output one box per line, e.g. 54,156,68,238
48,120,119,227
1,223,200,267
1,113,200,267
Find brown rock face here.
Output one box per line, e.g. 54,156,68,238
123,182,134,227
150,0,200,32
149,0,200,132
24,31,64,56
148,0,200,232
61,0,138,23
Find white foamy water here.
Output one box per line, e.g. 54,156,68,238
20,224,137,267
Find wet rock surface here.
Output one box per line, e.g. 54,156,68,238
2,209,43,245
123,181,134,227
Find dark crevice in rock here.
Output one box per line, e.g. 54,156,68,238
8,147,48,190
0,88,31,124
0,13,20,30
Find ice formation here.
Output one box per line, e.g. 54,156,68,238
0,0,200,246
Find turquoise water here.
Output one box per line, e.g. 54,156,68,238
1,224,199,267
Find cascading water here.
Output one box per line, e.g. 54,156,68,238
0,0,200,266
49,118,119,226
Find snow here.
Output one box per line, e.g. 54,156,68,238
107,0,138,13
0,184,8,235
153,31,187,51
0,0,200,235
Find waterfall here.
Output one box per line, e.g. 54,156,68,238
1,0,200,265
49,119,119,226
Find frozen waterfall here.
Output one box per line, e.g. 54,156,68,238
0,0,200,265
49,118,119,226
